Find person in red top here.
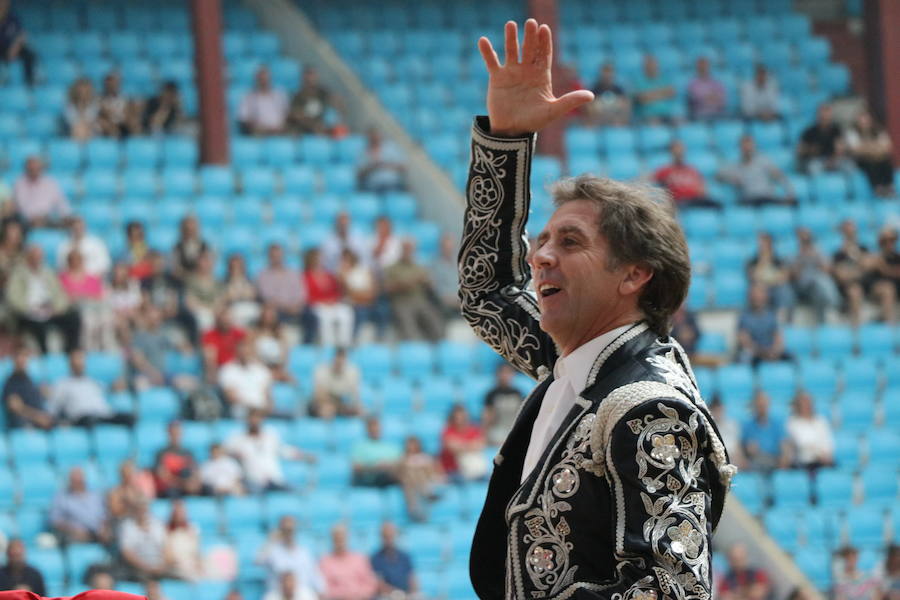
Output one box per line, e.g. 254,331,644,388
653,140,721,209
302,247,354,347
153,420,201,498
718,543,772,600
439,404,488,483
201,308,246,367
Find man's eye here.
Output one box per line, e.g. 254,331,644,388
562,238,577,246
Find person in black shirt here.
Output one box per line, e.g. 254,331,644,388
797,103,852,174
0,0,36,86
143,81,185,134
0,539,46,595
588,62,630,125
2,345,53,429
832,219,872,326
869,227,900,324
481,363,523,446
287,67,341,135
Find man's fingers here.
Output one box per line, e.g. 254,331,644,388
537,23,552,67
503,20,519,66
478,37,501,73
550,90,595,119
521,18,539,65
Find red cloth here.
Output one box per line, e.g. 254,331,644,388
0,591,145,600
201,326,246,366
304,270,342,304
439,424,486,473
653,163,706,203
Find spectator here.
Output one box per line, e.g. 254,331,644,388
223,253,261,328
119,499,172,581
106,459,156,524
835,546,881,600
798,103,853,174
142,251,199,346
670,306,726,367
219,338,273,417
351,415,402,487
56,216,111,277
881,544,900,600
440,404,487,483
867,227,900,324
2,345,52,429
64,77,100,141
787,390,834,470
833,219,872,326
303,248,354,348
108,261,143,339
482,363,523,446
184,249,222,332
311,348,362,419
144,81,185,134
257,515,325,598
173,215,210,282
710,397,746,470
239,66,289,136
742,390,791,472
746,233,795,316
257,244,313,340
60,249,112,350
652,140,720,209
124,221,154,280
383,239,445,341
129,304,197,393
0,220,24,290
263,571,313,600
369,216,402,273
0,539,46,595
718,543,771,600
319,524,379,600
164,500,203,582
397,435,443,523
338,249,384,342
371,522,418,598
199,442,244,496
429,234,460,318
737,285,790,366
144,579,169,600
356,129,406,193
791,228,841,322
687,56,727,120
154,421,202,498
254,304,293,383
12,156,72,228
588,62,630,125
288,66,340,135
48,348,132,426
6,245,81,353
845,111,896,197
740,64,781,121
97,71,141,138
50,466,111,544
632,54,678,123
0,0,37,86
202,307,247,368
84,564,116,590
321,212,371,273
225,408,310,492
717,135,795,206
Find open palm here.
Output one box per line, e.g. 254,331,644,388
478,20,594,136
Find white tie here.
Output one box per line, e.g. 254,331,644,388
521,375,574,483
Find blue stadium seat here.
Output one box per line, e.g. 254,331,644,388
763,508,802,551
86,352,125,385
845,506,887,548
120,168,159,198
815,325,855,359
322,165,356,195
92,424,133,466
379,377,416,416
261,137,296,168
137,387,180,424
298,136,335,166
222,495,264,535
868,431,900,467
771,470,812,509
816,469,855,509
81,170,118,198
241,167,277,196
836,391,876,433
135,422,169,468
50,428,92,470
66,544,108,584
712,272,747,309
46,139,83,172
861,467,898,507
10,429,51,467
813,173,849,205
27,548,65,588
731,471,765,513
757,361,796,399
794,548,832,590
161,168,197,198
20,464,60,505
857,323,895,356
565,128,599,155
715,364,754,405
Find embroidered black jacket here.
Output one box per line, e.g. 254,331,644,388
459,117,735,600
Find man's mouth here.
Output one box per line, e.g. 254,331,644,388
539,284,562,297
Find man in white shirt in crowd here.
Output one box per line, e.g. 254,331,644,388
239,66,289,136
13,156,71,228
55,216,111,277
225,408,312,492
48,348,133,426
200,442,245,496
119,499,171,580
218,337,273,418
257,515,325,599
320,212,371,273
311,348,362,419
740,63,781,121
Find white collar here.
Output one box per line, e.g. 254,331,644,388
553,323,636,395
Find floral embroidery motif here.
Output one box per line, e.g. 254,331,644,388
650,433,680,465
529,547,556,574
667,520,704,559
553,468,578,495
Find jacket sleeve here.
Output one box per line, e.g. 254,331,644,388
457,116,557,380
603,397,716,600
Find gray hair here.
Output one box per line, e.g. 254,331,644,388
550,175,690,335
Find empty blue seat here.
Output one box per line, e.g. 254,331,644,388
66,544,108,583
815,325,854,359
763,508,801,550
86,352,125,385
757,361,796,398
841,355,880,393
120,168,158,198
81,170,118,198
10,429,51,467
21,463,59,505
845,506,887,547
731,471,765,513
857,323,895,356
784,326,815,357
861,467,898,507
771,470,812,508
565,128,598,155
92,424,133,464
712,272,747,309
161,168,197,198
715,364,754,405
813,173,849,205
124,138,161,169
298,137,335,165
50,428,92,470
85,139,121,169
241,167,277,196
137,387,180,423
312,456,353,492
794,548,832,589
796,358,837,399
816,469,855,509
46,139,83,172
867,431,900,466
601,127,637,154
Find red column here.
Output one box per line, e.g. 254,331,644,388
529,0,564,158
191,0,229,164
865,0,900,164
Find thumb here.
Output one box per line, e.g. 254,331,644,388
550,90,595,119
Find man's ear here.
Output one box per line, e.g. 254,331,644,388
619,263,654,296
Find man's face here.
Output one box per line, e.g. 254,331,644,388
70,351,86,375
753,393,770,418
332,526,348,552
740,137,755,157
696,57,710,77
279,516,296,539
248,410,264,433
601,65,614,82
268,245,283,267
168,422,182,447
529,200,628,351
236,340,252,363
400,240,416,262
7,540,24,565
13,349,29,372
25,246,43,269
840,220,856,240
25,157,43,180
71,218,86,239
818,105,833,125
670,141,685,162
643,56,658,77
336,213,350,235
105,74,121,94
256,68,271,90
728,545,748,570
497,365,513,386
381,522,397,547
367,419,381,440
69,468,86,493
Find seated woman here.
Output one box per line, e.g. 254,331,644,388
253,304,293,383
164,500,203,582
59,249,113,350
63,77,100,141
222,253,260,328
439,404,488,484
845,111,896,198
302,248,353,348
786,390,834,471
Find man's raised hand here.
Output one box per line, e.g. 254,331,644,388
478,19,594,137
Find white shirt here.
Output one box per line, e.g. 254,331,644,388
49,375,112,421
521,324,634,483
13,174,71,221
200,455,244,493
225,427,291,487
218,359,272,415
57,234,111,277
239,89,289,130
786,415,834,465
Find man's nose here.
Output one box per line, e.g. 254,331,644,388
529,243,556,269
